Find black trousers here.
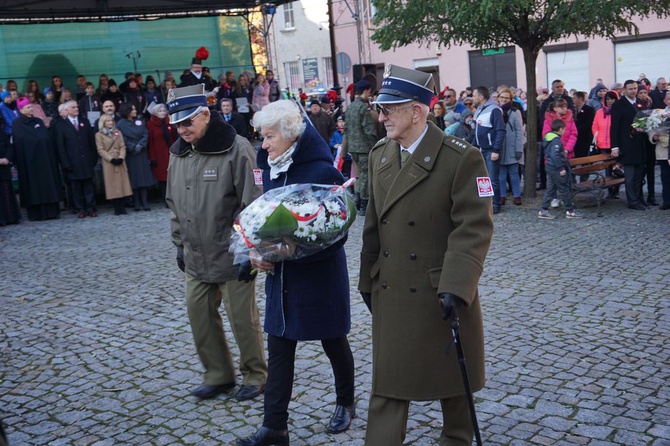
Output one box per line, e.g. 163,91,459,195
263,334,355,431
623,163,645,207
659,160,670,206
70,178,95,212
643,143,656,198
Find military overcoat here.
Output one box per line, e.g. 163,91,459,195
359,122,493,400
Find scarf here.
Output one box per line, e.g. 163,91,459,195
501,102,512,124
602,104,613,116
101,127,116,137
161,118,171,146
268,142,297,180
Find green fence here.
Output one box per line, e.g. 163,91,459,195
0,16,254,91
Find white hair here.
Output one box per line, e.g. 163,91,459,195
251,100,306,140
151,103,167,116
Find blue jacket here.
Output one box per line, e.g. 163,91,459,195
1,104,19,135
543,132,568,171
471,99,505,152
256,121,351,341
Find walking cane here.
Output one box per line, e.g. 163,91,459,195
448,307,483,446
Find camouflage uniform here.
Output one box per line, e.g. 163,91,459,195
344,96,378,200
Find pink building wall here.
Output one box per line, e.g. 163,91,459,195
334,15,669,95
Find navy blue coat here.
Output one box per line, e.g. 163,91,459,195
257,121,351,341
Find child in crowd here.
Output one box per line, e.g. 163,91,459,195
538,119,582,219
77,82,102,122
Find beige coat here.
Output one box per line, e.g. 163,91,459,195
359,122,494,400
95,131,132,200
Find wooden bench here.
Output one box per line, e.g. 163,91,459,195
568,154,625,217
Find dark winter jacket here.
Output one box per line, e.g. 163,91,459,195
543,132,568,171
471,99,505,152
257,121,350,341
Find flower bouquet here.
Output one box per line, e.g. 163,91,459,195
632,108,670,143
230,178,357,264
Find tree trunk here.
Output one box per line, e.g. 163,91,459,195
522,48,539,199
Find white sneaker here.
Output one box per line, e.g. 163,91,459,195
538,209,555,219
550,198,560,208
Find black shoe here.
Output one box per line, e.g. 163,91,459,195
606,194,619,200
492,205,501,214
236,427,289,446
235,384,265,401
190,382,235,399
647,198,659,206
660,205,670,210
628,204,647,211
326,403,356,434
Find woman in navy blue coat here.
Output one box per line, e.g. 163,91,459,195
237,100,355,446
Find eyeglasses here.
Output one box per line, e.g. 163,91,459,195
177,111,204,128
374,103,413,117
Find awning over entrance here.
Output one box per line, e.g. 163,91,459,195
0,1,291,24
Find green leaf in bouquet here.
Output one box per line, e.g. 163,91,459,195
344,194,357,229
257,203,299,239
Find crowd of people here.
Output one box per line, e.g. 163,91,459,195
2,51,668,445
0,55,285,225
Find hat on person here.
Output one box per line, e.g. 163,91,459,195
166,84,208,124
355,79,371,92
17,97,30,110
0,91,10,100
460,108,473,121
373,64,435,106
192,46,209,65
309,99,320,107
108,79,117,87
43,87,53,96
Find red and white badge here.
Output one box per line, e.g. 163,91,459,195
476,177,494,197
253,169,263,186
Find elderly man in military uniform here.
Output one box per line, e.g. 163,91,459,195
165,84,267,402
359,65,494,446
344,79,379,216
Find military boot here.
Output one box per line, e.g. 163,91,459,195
358,199,368,216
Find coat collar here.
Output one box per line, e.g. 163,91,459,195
170,114,237,156
375,122,444,217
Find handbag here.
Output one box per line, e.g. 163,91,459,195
611,163,625,178
587,133,599,156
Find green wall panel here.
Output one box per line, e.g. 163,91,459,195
0,16,253,92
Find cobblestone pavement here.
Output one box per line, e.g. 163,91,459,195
1,190,669,445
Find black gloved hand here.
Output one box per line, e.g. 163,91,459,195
361,292,372,313
149,160,158,167
438,293,464,321
176,248,185,273
111,158,123,165
237,261,257,283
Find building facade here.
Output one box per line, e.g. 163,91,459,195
268,1,333,97
326,1,670,96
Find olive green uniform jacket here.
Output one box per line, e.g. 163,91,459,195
166,118,261,283
344,96,378,154
359,122,493,400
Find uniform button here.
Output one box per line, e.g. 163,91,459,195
410,253,417,260
382,219,388,225
408,221,415,226
410,287,417,293
382,282,388,289
383,251,389,257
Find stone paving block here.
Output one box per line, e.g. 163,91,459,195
2,194,669,445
